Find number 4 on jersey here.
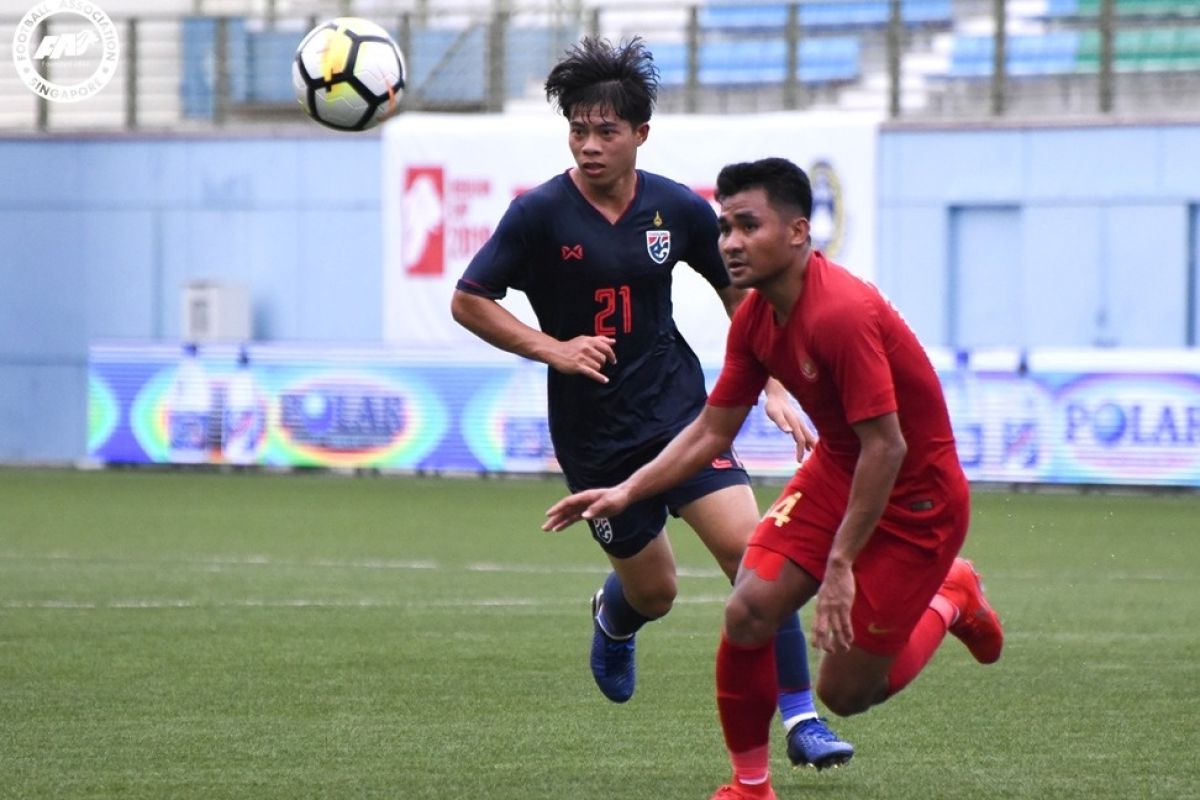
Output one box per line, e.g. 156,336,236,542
765,491,803,527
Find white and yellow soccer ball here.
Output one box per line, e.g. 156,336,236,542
292,17,407,132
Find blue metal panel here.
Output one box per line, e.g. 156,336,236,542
82,211,159,339
0,210,87,359
0,140,82,209
1102,204,1188,346
880,130,1025,203
181,139,302,209
1020,206,1105,345
295,209,383,341
1159,127,1200,196
1192,204,1200,346
0,364,86,461
1026,127,1162,200
949,206,1023,348
875,205,949,344
295,138,382,207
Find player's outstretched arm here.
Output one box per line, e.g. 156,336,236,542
762,382,817,458
543,403,751,531
451,289,616,383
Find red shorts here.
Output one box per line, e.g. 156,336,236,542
748,454,970,656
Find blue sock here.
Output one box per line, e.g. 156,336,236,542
774,611,817,730
596,571,654,640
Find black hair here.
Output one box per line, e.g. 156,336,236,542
544,36,659,126
715,157,814,219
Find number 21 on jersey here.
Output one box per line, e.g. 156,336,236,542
594,285,632,336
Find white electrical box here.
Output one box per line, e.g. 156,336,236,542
182,281,252,342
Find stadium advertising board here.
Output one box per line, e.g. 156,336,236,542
380,111,880,361
89,344,1200,488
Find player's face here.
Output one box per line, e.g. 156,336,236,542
567,106,648,191
717,188,809,289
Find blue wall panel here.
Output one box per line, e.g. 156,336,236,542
0,210,88,359
1026,128,1163,200
1161,129,1200,196
1103,203,1188,346
0,135,382,462
949,206,1022,348
295,208,383,342
879,128,1026,203
1020,206,1105,346
878,123,1200,348
874,205,948,344
0,364,85,461
81,210,159,338
2,122,1199,462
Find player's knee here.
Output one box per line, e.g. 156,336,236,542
722,592,776,646
627,580,677,619
816,679,881,718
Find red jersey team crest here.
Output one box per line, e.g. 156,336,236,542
645,230,671,264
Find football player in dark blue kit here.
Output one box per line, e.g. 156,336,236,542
450,36,852,769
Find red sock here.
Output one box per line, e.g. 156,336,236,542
716,633,777,782
886,595,955,696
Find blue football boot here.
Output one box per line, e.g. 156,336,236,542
786,717,855,770
590,588,636,703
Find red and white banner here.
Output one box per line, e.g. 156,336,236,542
382,111,880,358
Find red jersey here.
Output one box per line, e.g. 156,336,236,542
709,251,962,497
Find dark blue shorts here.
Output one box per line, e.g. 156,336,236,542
563,447,750,559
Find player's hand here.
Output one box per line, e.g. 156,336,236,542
812,561,855,654
763,380,817,459
546,336,617,384
543,485,631,532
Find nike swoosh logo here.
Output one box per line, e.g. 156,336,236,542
867,623,894,635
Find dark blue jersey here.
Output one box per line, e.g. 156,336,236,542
456,170,731,481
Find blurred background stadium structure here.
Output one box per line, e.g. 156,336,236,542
1,0,1198,483
3,0,1200,129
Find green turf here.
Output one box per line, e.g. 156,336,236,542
1,468,1198,799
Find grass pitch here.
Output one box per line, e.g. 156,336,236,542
1,468,1198,800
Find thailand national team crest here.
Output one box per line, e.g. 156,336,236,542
645,230,671,264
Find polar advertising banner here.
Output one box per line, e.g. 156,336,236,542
381,110,881,360
89,344,1200,488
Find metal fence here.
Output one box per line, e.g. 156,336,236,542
2,0,1199,131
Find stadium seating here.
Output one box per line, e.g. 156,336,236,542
651,36,861,87
948,32,1081,77
1078,27,1200,71
180,18,575,117
948,26,1200,78
698,0,953,31
246,29,299,103
173,5,1200,119
181,17,249,117
1046,0,1200,18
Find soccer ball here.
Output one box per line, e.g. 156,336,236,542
292,17,406,132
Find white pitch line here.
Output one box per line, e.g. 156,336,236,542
0,553,727,579
0,597,580,611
